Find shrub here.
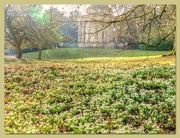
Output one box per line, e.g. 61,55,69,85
138,41,174,51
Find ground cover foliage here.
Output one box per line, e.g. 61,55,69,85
4,58,176,134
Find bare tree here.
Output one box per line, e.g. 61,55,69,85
5,5,29,59
25,5,62,60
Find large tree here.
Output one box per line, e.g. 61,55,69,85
25,5,62,60
5,4,62,60
5,5,29,59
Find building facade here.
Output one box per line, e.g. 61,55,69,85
78,5,124,48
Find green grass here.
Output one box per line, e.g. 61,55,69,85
22,48,169,60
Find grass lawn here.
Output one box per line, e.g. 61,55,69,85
21,48,170,60
4,50,176,134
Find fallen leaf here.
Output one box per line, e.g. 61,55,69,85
25,99,30,104
60,127,67,132
106,116,111,123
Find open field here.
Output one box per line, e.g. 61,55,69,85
4,53,176,134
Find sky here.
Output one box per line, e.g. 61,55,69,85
43,4,90,15
42,4,126,16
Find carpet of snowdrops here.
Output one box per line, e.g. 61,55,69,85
4,63,176,134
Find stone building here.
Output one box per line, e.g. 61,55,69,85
78,5,124,48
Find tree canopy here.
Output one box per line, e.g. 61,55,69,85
5,4,62,59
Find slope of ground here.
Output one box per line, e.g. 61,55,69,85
20,48,170,60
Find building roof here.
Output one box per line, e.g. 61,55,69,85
86,5,113,15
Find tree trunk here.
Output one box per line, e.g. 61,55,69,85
168,46,176,55
38,48,42,60
162,39,176,56
167,39,176,56
15,44,22,59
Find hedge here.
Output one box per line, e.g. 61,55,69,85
138,41,174,51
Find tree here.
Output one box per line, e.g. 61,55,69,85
5,4,63,60
132,5,176,54
25,5,62,60
5,5,29,59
